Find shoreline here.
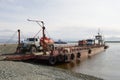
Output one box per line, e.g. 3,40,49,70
0,61,103,80
0,44,104,80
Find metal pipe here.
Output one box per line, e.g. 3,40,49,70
18,29,20,46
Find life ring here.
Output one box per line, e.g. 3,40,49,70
57,54,64,62
77,52,81,58
70,53,75,60
48,56,57,65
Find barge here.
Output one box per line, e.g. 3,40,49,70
0,19,108,65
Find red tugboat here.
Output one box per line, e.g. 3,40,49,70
0,19,108,65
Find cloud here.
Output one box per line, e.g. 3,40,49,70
0,0,120,41
0,29,14,32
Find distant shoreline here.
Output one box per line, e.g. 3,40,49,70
1,41,120,45
105,41,120,43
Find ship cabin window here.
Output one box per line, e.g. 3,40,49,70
36,38,38,41
27,38,38,41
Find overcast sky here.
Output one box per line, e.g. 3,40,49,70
0,0,120,41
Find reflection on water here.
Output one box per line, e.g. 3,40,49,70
56,43,120,80
56,60,81,70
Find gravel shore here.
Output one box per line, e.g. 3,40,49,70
0,61,103,80
0,44,102,80
0,44,103,80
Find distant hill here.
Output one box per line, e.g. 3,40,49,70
105,37,120,41
0,39,17,44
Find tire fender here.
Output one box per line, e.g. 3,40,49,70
70,53,75,60
48,56,57,65
77,52,81,58
57,54,64,62
64,54,68,62
88,49,92,54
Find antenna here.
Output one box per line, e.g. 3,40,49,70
98,28,100,35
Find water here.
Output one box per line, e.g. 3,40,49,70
56,43,120,80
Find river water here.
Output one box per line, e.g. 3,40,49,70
56,43,120,80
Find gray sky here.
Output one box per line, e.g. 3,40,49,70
0,0,120,41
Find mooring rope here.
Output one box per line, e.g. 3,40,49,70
5,31,17,44
21,31,26,40
34,29,42,38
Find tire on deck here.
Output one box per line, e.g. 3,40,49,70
48,56,57,65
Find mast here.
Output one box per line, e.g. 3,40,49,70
41,21,46,39
98,28,100,35
41,21,46,54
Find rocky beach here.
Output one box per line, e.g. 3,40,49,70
0,44,103,80
0,61,103,80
